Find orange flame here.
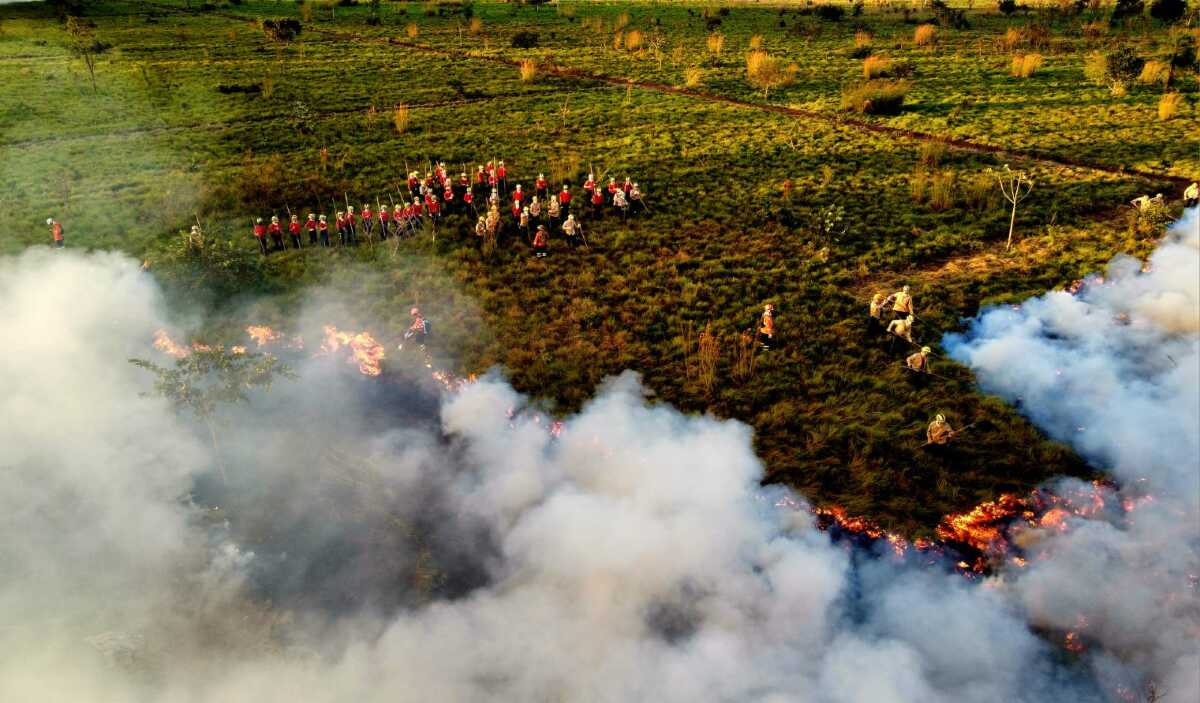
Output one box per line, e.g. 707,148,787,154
321,325,385,376
153,329,190,358
246,325,283,348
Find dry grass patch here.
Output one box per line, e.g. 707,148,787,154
863,55,892,79
746,50,798,98
1158,92,1183,121
405,22,419,39
841,80,910,114
1010,53,1043,78
683,66,704,88
855,30,873,49
392,103,409,134
518,59,536,82
1138,60,1171,87
625,29,644,51
467,17,482,35
914,24,937,47
707,32,725,55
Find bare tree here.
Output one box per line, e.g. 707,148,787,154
65,16,105,94
990,164,1034,251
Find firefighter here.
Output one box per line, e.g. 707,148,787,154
462,187,475,212
613,188,629,220
497,160,508,195
288,214,303,249
46,217,64,248
442,183,455,213
622,177,633,195
393,204,406,237
1131,193,1163,211
547,194,561,231
345,206,358,245
868,292,886,336
583,173,596,200
887,314,915,351
529,196,542,228
606,177,618,204
532,224,549,258
485,206,500,240
318,214,330,247
268,216,284,251
1184,182,1198,207
559,184,572,213
512,183,524,207
590,185,604,220
562,213,582,248
408,171,421,196
361,203,374,240
926,414,955,446
404,306,430,346
536,173,549,200
902,343,931,371
758,303,777,350
378,205,391,240
519,206,531,241
509,198,522,230
335,211,347,246
885,285,914,320
306,213,319,246
628,182,645,215
425,193,441,226
474,165,487,199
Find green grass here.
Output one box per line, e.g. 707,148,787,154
0,0,1190,535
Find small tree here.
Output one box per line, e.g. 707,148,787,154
990,165,1034,251
746,50,797,99
65,16,106,94
130,347,294,482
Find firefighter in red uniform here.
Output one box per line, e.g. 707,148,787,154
559,184,572,212
583,173,596,200
407,172,421,197
360,203,374,240
393,204,406,237
606,177,619,204
317,214,330,247
252,218,268,255
512,184,524,208
496,160,508,195
590,186,604,220
408,199,422,229
335,211,347,246
305,213,319,246
532,224,548,257
47,218,64,248
267,216,284,251
474,165,487,201
442,184,455,213
345,206,358,245
623,177,634,195
536,173,548,200
425,193,441,225
510,198,521,225
462,187,474,212
288,214,303,249
404,306,430,348
378,205,391,240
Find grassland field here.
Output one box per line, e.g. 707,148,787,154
0,0,1195,534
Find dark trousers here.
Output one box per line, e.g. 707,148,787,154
308,228,318,245
290,234,302,249
867,316,883,337
362,221,374,239
379,221,389,239
320,230,330,247
347,225,358,245
256,236,268,255
270,233,284,251
54,239,64,248
338,228,347,246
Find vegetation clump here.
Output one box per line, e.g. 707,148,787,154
841,80,910,114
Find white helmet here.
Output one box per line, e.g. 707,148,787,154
46,218,54,225
256,217,263,224
935,414,946,423
271,216,279,222
921,346,931,354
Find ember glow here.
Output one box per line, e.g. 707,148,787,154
320,325,386,376
153,329,189,358
245,324,283,348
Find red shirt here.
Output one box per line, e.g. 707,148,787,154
559,191,571,205
488,173,497,186
607,183,618,195
51,223,63,241
583,179,595,192
408,177,420,192
362,209,372,221
497,166,506,179
463,191,474,204
475,171,486,185
536,178,548,190
318,220,328,231
289,222,301,235
427,200,440,214
268,223,282,235
591,191,603,205
345,213,357,225
379,210,390,222
512,190,523,203
533,229,547,247
306,219,318,231
511,203,521,218
443,188,454,201
253,224,267,238
623,182,633,194
336,216,345,228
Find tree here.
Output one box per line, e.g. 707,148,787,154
990,165,1034,251
746,50,798,99
65,16,108,94
130,347,294,482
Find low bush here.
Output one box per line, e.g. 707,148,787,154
1157,92,1183,120
999,0,1019,15
1010,52,1043,77
518,59,536,82
706,32,725,54
914,24,937,47
815,4,845,21
511,30,538,48
841,80,910,114
1137,60,1170,87
746,50,798,98
1149,0,1187,22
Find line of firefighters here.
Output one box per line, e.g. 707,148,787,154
753,285,959,447
248,161,647,256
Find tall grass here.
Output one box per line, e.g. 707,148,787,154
1003,27,1026,49
467,17,482,35
518,59,537,82
406,22,419,40
392,103,409,134
625,29,644,51
706,32,725,55
1158,92,1183,121
918,141,945,166
914,24,937,47
929,171,955,210
697,323,719,394
684,66,704,88
1082,51,1107,85
841,80,910,114
863,55,892,79
1010,53,1043,78
854,30,873,49
749,34,764,50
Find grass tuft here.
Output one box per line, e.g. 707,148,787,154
914,24,937,47
518,59,536,82
841,80,910,114
706,32,725,54
1010,53,1043,78
1157,92,1183,121
684,66,704,88
863,55,891,79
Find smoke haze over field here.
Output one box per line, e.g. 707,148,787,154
0,219,1196,701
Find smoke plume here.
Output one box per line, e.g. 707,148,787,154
945,208,1200,700
1,221,1195,701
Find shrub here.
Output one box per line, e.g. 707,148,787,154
518,59,536,82
841,80,910,114
863,55,892,78
1106,47,1144,83
929,171,955,210
1137,60,1170,86
999,0,1019,15
1010,52,1043,77
931,0,968,29
854,30,873,49
511,30,538,48
919,141,946,166
405,22,419,39
746,50,798,98
1081,20,1106,38
706,32,725,54
1157,92,1183,120
683,66,704,88
1003,27,1026,48
1110,0,1144,22
261,18,302,43
467,17,482,35
625,29,644,51
749,33,764,50
1149,0,1187,22
1082,51,1108,84
914,24,937,47
815,4,845,21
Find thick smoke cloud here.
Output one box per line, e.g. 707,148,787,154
0,231,1191,701
946,209,1200,701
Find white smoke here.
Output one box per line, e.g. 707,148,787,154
945,209,1200,701
1,236,1190,701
